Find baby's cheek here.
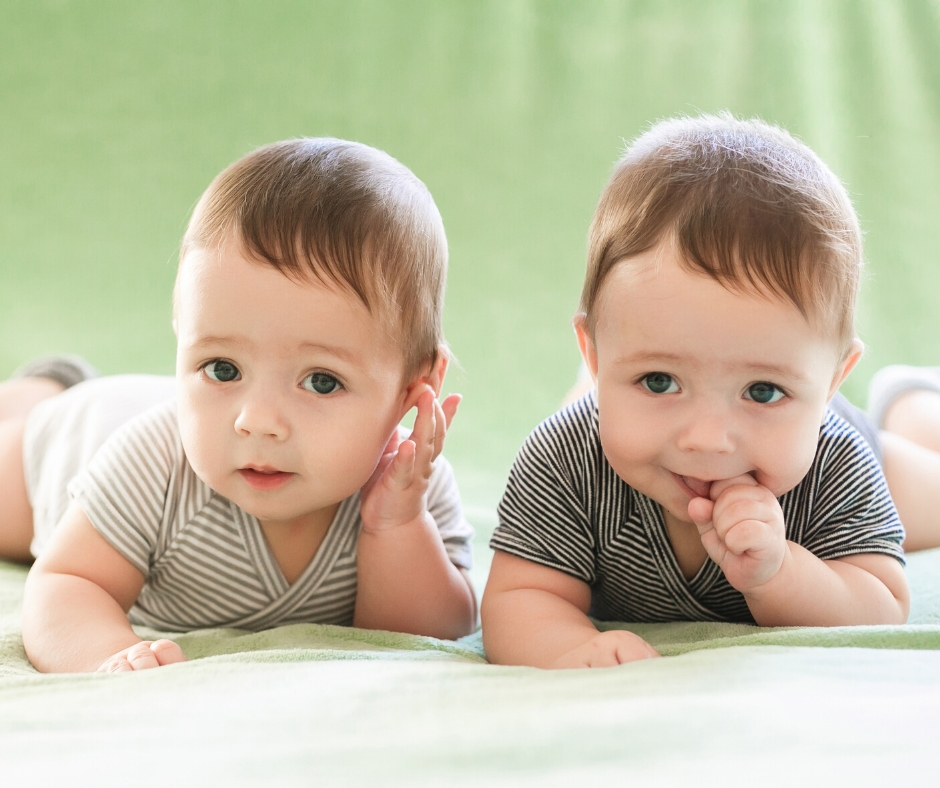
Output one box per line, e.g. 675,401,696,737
753,434,819,498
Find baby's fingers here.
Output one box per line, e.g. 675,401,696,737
99,641,160,673
720,519,762,554
151,639,186,666
385,439,417,490
687,497,714,533
409,389,437,469
441,394,461,430
427,394,461,461
127,641,165,670
430,396,449,461
709,473,758,502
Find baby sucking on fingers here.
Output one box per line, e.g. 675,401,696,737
3,139,476,673
481,113,911,670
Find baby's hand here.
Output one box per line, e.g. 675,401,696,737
688,474,787,593
359,387,460,534
551,630,660,669
97,639,186,673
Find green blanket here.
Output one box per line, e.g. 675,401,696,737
2,551,940,785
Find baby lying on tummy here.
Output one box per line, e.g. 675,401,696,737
1,138,477,672
482,114,909,669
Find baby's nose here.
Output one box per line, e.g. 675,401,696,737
676,408,735,454
234,392,290,440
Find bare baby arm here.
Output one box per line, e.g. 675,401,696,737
22,502,185,673
481,550,659,669
355,388,477,639
688,475,909,626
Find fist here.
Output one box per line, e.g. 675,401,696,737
687,474,787,593
97,639,186,673
552,629,660,669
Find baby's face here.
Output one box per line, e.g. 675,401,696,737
174,241,415,528
578,240,858,526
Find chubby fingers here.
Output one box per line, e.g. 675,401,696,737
407,387,460,468
384,437,417,491
687,496,715,532
409,388,437,469
689,474,756,534
710,484,783,554
150,638,187,666
440,394,461,430
98,640,186,673
556,630,660,669
709,473,758,501
429,394,460,461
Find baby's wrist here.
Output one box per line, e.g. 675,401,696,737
360,509,429,536
740,541,794,602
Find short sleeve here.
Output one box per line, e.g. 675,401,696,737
490,400,598,584
785,413,906,565
427,454,474,570
67,402,181,576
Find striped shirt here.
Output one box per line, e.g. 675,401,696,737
66,399,473,632
490,393,905,624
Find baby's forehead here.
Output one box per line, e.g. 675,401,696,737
594,255,843,360
601,250,831,327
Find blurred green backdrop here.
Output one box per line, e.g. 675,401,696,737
3,1,940,565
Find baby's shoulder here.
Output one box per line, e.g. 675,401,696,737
521,392,602,468
506,391,614,514
99,396,183,471
785,407,889,522
812,407,880,477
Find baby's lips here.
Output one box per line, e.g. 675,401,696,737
680,475,713,499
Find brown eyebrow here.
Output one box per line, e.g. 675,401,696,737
186,336,360,363
610,351,685,366
737,362,810,383
611,352,809,382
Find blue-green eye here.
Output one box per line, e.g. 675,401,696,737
641,373,679,395
302,372,342,395
744,382,785,404
204,360,240,382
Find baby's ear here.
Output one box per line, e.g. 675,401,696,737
402,348,449,408
573,313,598,380
827,338,864,400
424,350,449,396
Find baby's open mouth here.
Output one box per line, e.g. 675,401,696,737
674,474,713,499
239,467,294,490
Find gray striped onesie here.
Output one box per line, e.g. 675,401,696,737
24,375,473,632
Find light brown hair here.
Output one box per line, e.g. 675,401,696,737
582,114,862,355
180,138,448,379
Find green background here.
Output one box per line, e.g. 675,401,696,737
3,1,940,557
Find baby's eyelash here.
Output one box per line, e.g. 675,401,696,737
743,381,787,404
201,359,241,383
638,372,679,395
301,371,345,395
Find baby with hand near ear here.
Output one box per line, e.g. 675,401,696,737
1,139,476,672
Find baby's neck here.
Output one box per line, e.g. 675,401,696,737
662,507,708,581
258,503,341,585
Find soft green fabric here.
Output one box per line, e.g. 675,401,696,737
3,550,940,784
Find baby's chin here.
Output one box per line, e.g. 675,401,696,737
657,500,698,526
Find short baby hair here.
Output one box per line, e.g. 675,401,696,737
180,138,448,379
582,114,862,356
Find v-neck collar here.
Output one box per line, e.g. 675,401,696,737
229,494,360,630
633,492,726,619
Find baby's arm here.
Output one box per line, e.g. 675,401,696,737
355,387,476,640
22,502,185,673
689,476,909,626
482,551,659,668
